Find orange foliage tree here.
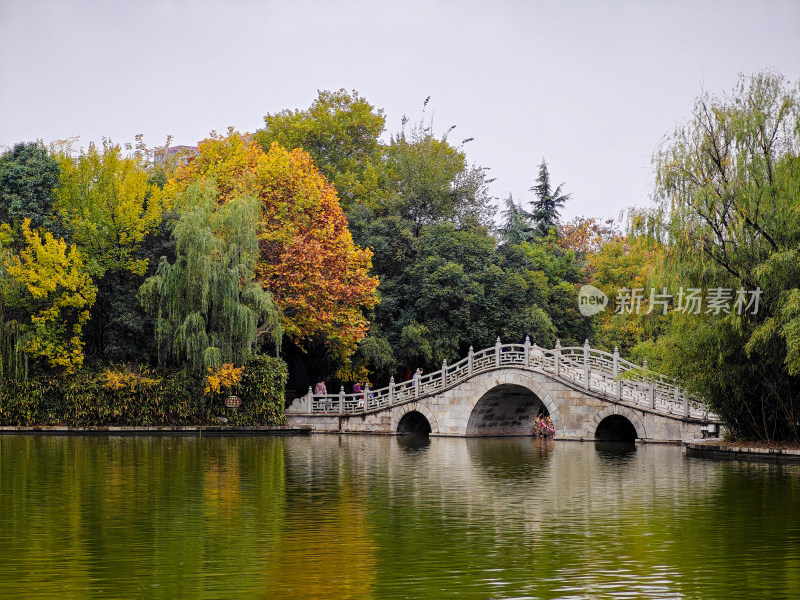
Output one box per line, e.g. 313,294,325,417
167,131,379,363
558,216,621,256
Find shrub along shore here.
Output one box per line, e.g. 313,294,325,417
0,356,287,428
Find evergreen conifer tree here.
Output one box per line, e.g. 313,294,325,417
530,159,570,237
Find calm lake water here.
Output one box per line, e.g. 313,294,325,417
1,434,799,599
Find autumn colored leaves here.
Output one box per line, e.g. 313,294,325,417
0,128,379,381
171,132,379,363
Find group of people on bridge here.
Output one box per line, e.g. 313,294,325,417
314,379,369,409
314,368,427,403
315,380,367,397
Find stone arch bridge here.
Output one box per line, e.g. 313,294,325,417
286,339,718,442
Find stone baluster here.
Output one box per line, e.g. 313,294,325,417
442,359,448,387
339,385,345,412
524,336,531,367
554,339,561,377
495,337,502,367
364,384,371,408
389,376,395,404
307,386,313,413
468,346,474,375
682,387,690,417
643,358,655,409
414,370,420,398
672,384,677,413
583,339,590,390
613,347,621,400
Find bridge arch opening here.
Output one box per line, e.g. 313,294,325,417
397,410,432,435
467,384,547,436
595,415,638,442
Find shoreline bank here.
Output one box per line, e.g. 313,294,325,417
685,440,800,462
0,425,312,436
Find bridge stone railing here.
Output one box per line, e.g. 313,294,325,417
292,337,714,421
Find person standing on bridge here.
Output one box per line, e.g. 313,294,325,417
411,368,423,390
353,382,364,408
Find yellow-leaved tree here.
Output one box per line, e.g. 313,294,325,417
54,139,167,359
55,140,163,277
2,219,97,373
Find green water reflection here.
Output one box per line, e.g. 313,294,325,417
1,435,799,599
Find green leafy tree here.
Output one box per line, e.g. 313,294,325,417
499,235,590,346
651,71,800,441
140,182,282,375
55,140,164,278
0,142,62,235
255,89,386,210
54,140,167,360
380,114,494,235
349,210,589,380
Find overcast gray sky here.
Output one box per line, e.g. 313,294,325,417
1,0,799,223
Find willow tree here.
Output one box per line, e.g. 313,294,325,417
652,71,800,441
139,182,282,375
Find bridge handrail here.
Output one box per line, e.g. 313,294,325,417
295,337,713,421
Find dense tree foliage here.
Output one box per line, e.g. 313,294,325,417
2,74,797,440
644,72,800,441
378,115,495,235
254,93,571,386
255,89,386,210
53,141,167,360
140,182,282,375
349,211,590,382
55,141,164,278
0,142,61,235
585,232,668,356
295,105,589,384
1,219,97,374
167,131,379,368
